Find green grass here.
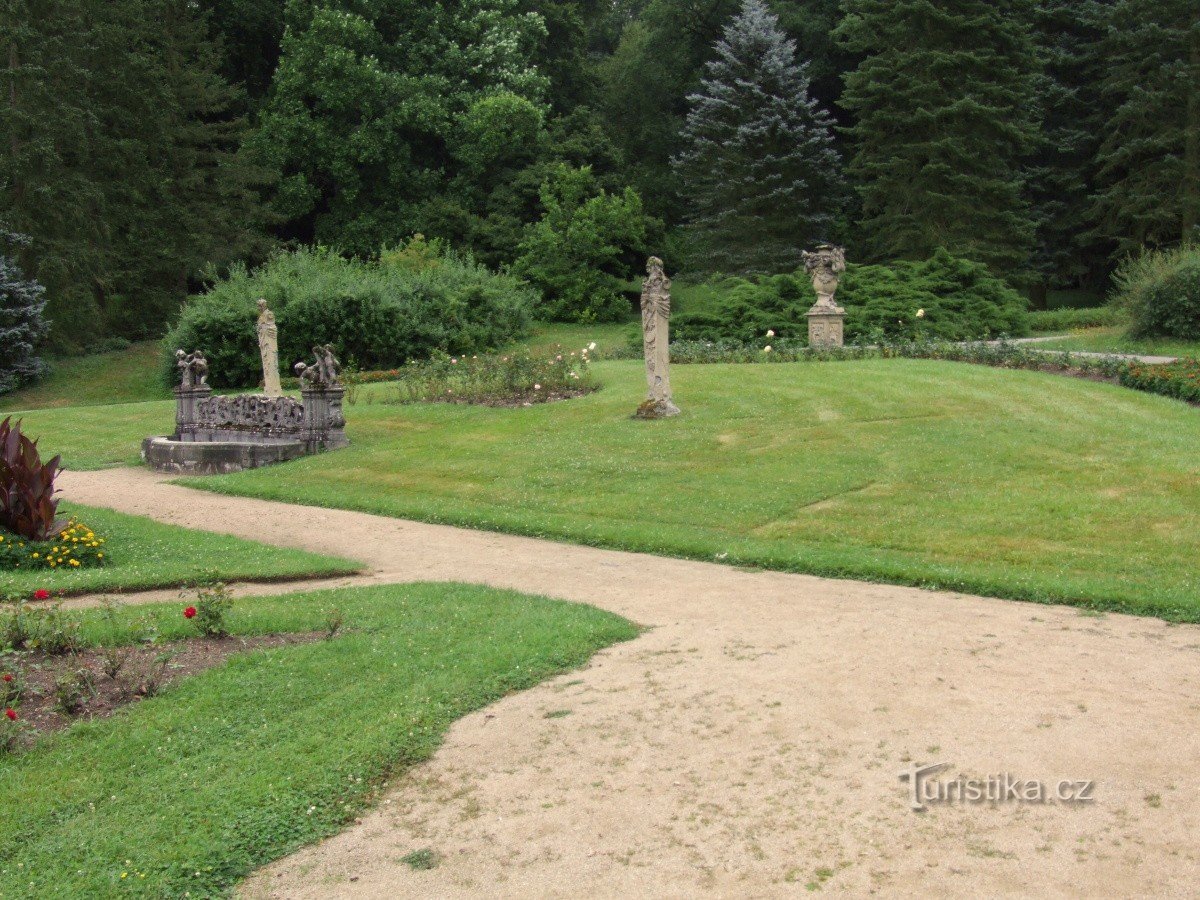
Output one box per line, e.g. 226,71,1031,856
0,342,167,413
0,582,636,897
13,357,1200,619
514,320,633,356
1034,326,1200,358
2,504,359,596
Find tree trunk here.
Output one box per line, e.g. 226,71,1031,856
1029,282,1049,311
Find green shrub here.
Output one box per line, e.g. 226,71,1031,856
842,251,1028,340
512,165,649,323
1116,246,1200,340
1028,306,1126,332
162,245,534,389
673,250,1028,343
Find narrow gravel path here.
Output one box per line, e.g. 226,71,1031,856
61,468,1200,898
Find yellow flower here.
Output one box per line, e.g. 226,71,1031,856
31,552,39,559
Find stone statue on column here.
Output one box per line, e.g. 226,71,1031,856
634,256,680,419
256,298,283,397
802,244,847,347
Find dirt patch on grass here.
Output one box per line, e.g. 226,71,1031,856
2,632,321,746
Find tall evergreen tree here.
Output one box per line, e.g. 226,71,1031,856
0,0,269,347
1091,0,1200,252
599,0,847,224
0,227,47,394
673,0,843,273
836,0,1039,272
1025,0,1116,302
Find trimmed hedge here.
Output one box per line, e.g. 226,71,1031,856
1027,305,1126,332
162,247,535,389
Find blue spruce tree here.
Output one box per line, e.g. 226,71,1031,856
0,228,48,395
673,0,844,273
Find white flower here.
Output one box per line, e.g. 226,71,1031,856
588,342,597,350
534,383,541,390
763,345,773,353
916,308,926,318
766,329,775,337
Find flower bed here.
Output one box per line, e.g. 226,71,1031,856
1119,358,1200,405
322,347,600,407
0,520,107,571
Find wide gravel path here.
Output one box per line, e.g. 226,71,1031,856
61,468,1200,898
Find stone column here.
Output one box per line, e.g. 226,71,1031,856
634,256,681,419
807,307,845,348
301,386,349,451
174,385,211,439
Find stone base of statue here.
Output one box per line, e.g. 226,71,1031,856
633,397,681,420
807,304,846,348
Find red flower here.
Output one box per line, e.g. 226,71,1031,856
4,709,15,722
183,606,197,619
2,674,12,683
33,589,51,601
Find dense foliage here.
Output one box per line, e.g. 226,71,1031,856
0,230,47,395
836,0,1039,273
3,0,1196,351
513,166,649,322
674,251,1028,342
673,0,843,272
162,246,534,389
1117,247,1200,340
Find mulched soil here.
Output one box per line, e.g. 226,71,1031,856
2,632,321,747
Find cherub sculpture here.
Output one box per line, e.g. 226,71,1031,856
175,349,209,389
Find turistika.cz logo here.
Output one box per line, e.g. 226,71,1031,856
899,762,1096,812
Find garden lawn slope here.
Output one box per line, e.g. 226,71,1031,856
0,582,636,897
2,504,359,595
181,358,1200,620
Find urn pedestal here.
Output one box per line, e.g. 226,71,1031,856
174,384,212,434
807,305,846,348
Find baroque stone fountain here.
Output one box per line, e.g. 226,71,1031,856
142,303,348,474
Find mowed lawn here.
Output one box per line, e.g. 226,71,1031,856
13,357,1200,619
2,503,359,596
0,582,636,897
0,341,168,413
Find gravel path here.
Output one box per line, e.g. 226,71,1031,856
61,468,1200,898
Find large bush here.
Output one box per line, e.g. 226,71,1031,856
162,246,535,389
512,165,649,323
673,250,1028,343
1116,246,1200,340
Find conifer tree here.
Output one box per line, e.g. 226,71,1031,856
0,227,47,395
1091,0,1200,252
1025,0,1116,301
836,0,1039,272
673,0,843,273
0,0,268,347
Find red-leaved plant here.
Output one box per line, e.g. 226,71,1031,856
0,417,67,541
